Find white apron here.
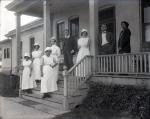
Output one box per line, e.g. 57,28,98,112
51,45,61,81
32,50,42,80
21,60,34,90
76,37,90,77
41,55,58,93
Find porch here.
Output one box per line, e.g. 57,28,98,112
18,52,150,111
6,0,150,111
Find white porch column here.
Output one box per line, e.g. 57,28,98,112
89,0,98,73
43,0,51,48
15,12,21,74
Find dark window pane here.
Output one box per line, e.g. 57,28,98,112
7,48,10,58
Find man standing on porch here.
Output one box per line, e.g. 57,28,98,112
63,29,78,70
98,24,115,55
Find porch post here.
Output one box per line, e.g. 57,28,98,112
43,0,51,48
15,12,21,74
89,0,98,73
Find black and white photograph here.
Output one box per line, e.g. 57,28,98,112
0,0,150,119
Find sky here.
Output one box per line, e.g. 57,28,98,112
0,0,39,41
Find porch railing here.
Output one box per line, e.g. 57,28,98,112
96,52,150,75
63,55,93,97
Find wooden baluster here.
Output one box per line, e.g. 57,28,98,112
118,55,121,73
136,55,139,73
112,55,115,73
121,55,123,73
148,54,150,73
144,54,147,73
100,57,103,72
128,55,131,73
109,56,112,73
125,55,128,73
140,55,143,73
104,56,106,73
126,55,129,73
106,56,108,72
132,55,135,73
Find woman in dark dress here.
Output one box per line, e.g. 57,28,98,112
118,21,131,53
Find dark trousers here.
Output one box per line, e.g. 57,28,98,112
64,51,74,70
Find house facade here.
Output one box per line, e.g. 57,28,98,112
6,0,150,73
0,39,12,74
5,0,150,111
6,19,44,75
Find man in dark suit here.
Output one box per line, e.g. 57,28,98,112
63,29,78,70
98,24,116,55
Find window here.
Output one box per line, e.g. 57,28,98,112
69,17,79,39
4,48,10,59
56,21,65,54
142,0,150,50
30,37,35,55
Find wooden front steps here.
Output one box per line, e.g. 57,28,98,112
20,76,89,111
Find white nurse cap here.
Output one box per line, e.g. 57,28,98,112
34,43,40,46
44,47,52,52
51,37,56,40
81,29,88,33
24,53,30,57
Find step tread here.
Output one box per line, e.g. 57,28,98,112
22,95,63,110
22,93,63,104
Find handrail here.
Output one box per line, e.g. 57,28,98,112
96,52,150,75
63,55,93,97
67,55,90,74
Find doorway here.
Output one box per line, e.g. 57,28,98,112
56,21,65,54
98,7,116,53
69,16,79,40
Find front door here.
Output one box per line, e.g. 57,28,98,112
56,21,65,54
98,7,116,53
69,17,79,40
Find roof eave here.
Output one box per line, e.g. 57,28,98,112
5,0,24,11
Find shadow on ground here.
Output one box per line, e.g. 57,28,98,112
0,73,19,97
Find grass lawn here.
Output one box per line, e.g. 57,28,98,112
53,81,150,119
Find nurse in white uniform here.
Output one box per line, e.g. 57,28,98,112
21,53,33,93
76,29,90,77
32,43,42,86
50,37,61,82
41,47,58,98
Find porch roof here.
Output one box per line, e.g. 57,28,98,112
6,0,88,17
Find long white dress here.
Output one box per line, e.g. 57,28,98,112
51,44,61,81
32,50,42,80
21,60,34,90
76,37,90,77
41,55,58,93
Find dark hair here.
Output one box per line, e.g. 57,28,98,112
34,45,40,49
81,31,88,36
121,21,129,27
64,29,69,32
51,39,56,42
